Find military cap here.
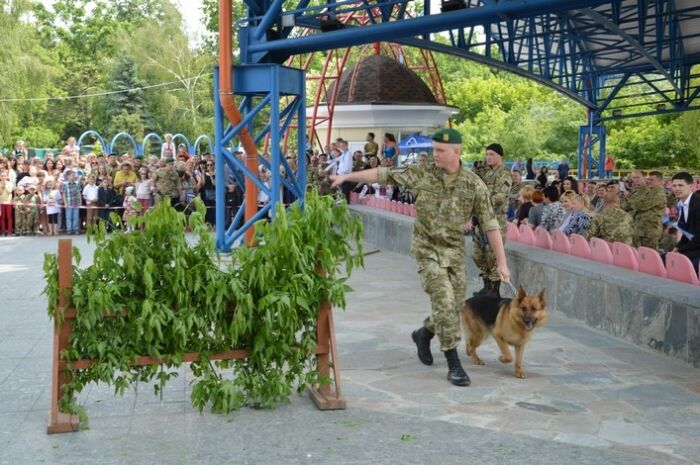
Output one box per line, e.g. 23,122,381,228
605,179,620,187
165,157,175,164
486,143,504,157
432,128,462,144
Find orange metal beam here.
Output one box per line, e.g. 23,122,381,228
219,0,258,245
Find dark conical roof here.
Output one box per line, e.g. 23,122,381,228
330,54,438,105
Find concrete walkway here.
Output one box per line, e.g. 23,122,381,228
0,235,699,465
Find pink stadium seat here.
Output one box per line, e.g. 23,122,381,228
401,203,409,215
637,247,667,278
410,205,417,217
612,242,639,271
552,230,571,254
518,224,536,246
590,237,614,265
666,252,700,285
569,234,592,259
534,227,553,250
506,222,520,242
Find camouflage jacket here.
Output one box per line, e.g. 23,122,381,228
622,186,666,232
587,205,633,245
378,164,498,268
478,164,512,228
154,168,181,198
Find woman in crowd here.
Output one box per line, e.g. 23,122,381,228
381,133,398,165
516,185,535,227
525,157,536,180
527,189,545,228
560,176,580,195
541,186,566,231
43,158,55,174
536,166,549,188
161,134,176,160
558,192,592,236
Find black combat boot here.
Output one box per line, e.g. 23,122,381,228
411,327,434,365
444,348,471,386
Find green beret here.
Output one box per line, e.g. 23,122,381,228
165,157,174,164
432,128,462,144
135,155,144,160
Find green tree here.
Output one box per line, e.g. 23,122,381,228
102,56,152,136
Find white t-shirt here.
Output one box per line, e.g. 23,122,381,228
45,190,62,215
161,142,176,160
135,179,152,200
82,184,99,203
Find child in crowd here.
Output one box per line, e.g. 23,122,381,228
135,168,152,213
82,174,99,229
61,169,82,235
17,185,40,235
122,186,139,230
97,177,118,228
44,179,61,236
13,185,25,235
0,176,12,235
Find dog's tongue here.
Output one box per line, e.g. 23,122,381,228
525,321,535,331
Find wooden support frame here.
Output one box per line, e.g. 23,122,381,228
47,239,345,434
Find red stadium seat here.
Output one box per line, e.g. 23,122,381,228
612,242,639,271
506,222,520,241
666,252,700,285
590,237,614,265
535,227,553,250
552,230,571,254
637,247,667,278
518,224,536,246
570,234,592,259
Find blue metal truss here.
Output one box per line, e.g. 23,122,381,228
214,64,306,251
218,0,700,244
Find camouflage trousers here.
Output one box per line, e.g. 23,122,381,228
472,225,506,281
417,258,466,352
633,229,662,249
16,208,38,234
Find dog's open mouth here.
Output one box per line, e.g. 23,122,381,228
523,319,536,331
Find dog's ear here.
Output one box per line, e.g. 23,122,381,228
538,288,546,306
517,284,527,301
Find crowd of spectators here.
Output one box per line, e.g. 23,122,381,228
504,160,699,268
0,138,241,236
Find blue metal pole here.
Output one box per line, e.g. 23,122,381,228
598,124,606,179
297,78,306,203
269,65,281,220
253,0,285,40
213,67,227,252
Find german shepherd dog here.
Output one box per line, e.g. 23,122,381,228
459,286,547,379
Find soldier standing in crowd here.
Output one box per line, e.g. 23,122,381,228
587,179,633,245
623,170,666,248
364,132,379,158
473,143,512,298
153,158,181,204
329,128,511,387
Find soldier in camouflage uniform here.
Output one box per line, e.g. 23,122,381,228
329,128,511,387
472,143,512,298
13,185,26,235
587,180,633,245
622,170,666,248
153,158,182,204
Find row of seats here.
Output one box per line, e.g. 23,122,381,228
507,223,700,286
349,192,416,217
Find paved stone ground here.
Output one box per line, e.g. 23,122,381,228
1,235,699,465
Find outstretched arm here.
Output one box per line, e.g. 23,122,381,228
330,168,380,188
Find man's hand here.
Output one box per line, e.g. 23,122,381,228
498,263,511,284
330,174,345,189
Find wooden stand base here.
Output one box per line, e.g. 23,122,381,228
46,411,80,434
308,386,346,410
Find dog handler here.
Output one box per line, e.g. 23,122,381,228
330,128,511,387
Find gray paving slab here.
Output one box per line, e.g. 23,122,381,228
0,235,699,464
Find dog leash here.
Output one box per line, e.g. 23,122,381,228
504,280,519,297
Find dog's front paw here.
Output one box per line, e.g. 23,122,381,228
471,356,485,366
515,367,527,379
499,355,513,364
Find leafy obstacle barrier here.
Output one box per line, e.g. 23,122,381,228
43,194,363,433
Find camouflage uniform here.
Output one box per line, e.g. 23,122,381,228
473,164,512,281
153,167,181,203
315,167,333,196
378,164,498,351
17,193,40,234
587,205,633,245
622,186,666,248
